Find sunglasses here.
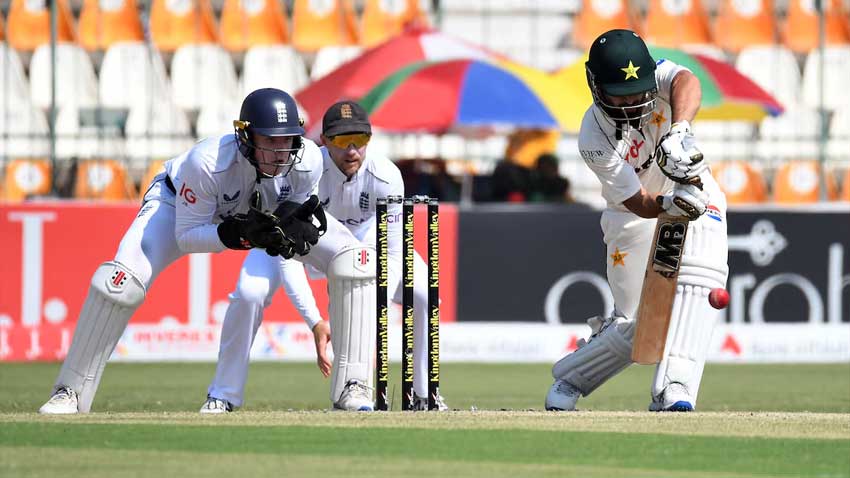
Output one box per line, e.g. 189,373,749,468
328,133,371,149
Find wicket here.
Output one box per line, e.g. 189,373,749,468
375,195,440,411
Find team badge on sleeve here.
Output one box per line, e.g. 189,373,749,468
705,205,723,222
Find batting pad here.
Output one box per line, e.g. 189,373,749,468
652,231,728,406
551,313,635,395
55,262,145,412
328,245,377,403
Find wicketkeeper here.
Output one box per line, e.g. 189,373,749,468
40,88,326,414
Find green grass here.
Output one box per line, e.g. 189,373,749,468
1,363,848,477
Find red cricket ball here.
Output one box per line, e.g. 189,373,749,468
709,288,730,309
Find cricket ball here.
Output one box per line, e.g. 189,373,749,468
709,288,730,309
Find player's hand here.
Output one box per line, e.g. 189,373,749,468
217,192,291,250
270,196,325,257
312,321,332,378
656,121,708,184
657,183,708,220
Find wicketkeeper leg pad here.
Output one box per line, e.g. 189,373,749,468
328,245,377,403
551,312,634,395
55,262,146,412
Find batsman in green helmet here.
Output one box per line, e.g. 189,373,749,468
546,30,730,412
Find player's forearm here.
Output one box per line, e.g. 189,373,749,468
670,71,701,124
622,189,664,218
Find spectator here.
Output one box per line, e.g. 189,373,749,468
490,158,532,202
529,153,572,203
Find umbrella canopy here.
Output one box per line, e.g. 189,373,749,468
555,46,784,123
295,27,501,136
359,59,578,134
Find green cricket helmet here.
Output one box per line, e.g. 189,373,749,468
585,29,658,130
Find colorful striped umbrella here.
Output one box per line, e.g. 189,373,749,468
359,59,582,134
555,47,784,123
295,28,501,136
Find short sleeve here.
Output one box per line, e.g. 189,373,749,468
578,117,641,206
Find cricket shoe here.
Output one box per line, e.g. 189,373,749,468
545,379,581,411
649,382,694,412
412,391,449,411
39,386,79,414
334,380,374,411
199,396,234,414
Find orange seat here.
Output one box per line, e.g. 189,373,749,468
1,10,5,41
3,158,52,201
149,0,219,53
78,0,144,51
714,0,776,53
644,0,711,47
291,0,359,52
573,0,634,49
360,0,427,48
783,0,850,53
505,129,560,169
6,0,75,52
220,0,289,52
74,159,137,201
711,161,768,204
139,159,167,193
773,160,838,203
841,169,850,201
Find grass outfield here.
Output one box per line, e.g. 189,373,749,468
1,363,848,477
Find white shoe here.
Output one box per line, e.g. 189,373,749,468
413,391,449,411
199,396,233,414
649,382,694,412
545,379,581,411
39,386,79,414
333,380,374,411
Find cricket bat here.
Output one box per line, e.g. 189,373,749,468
631,212,690,364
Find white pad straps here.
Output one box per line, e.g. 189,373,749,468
652,253,728,405
328,245,376,403
551,313,634,395
55,262,146,412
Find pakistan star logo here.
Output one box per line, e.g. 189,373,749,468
621,61,640,80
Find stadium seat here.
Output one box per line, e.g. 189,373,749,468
1,43,30,101
6,0,75,52
773,160,837,203
99,42,172,109
0,101,49,158
124,98,194,160
756,105,821,160
360,0,427,48
693,120,756,160
782,0,850,53
710,161,768,203
29,43,98,110
291,0,359,52
241,45,309,97
3,158,52,201
505,129,560,169
195,97,241,139
644,0,711,47
54,104,125,159
735,45,801,109
309,45,363,80
74,159,137,200
572,0,634,49
0,10,5,41
77,0,144,51
170,44,239,112
713,0,776,53
827,108,850,161
220,0,289,53
841,169,850,201
139,159,166,193
149,0,219,53
801,46,850,112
